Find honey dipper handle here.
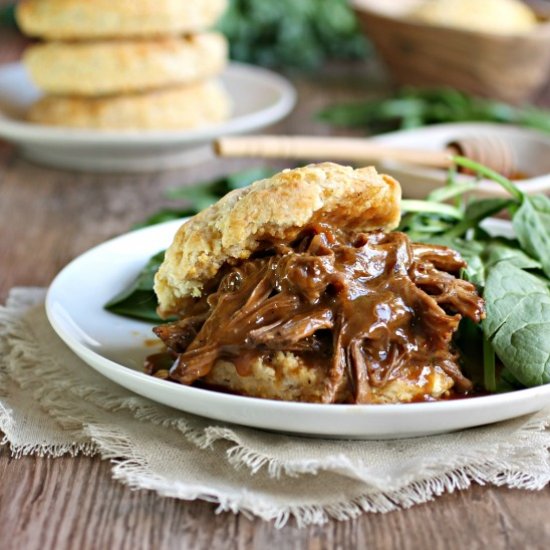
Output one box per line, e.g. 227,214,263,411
214,135,454,168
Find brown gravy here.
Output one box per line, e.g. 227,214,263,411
150,225,485,403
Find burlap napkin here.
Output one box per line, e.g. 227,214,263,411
1,288,549,527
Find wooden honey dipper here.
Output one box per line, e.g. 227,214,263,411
214,134,517,177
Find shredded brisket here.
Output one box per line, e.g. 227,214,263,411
150,225,485,403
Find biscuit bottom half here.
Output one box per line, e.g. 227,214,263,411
27,80,231,131
147,224,485,404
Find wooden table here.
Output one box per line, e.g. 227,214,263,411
1,26,549,550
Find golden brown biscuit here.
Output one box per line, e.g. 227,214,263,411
17,0,228,39
24,33,228,97
154,163,401,316
204,354,454,403
28,81,231,130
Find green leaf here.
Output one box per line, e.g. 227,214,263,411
164,167,276,209
104,290,163,323
512,195,550,278
427,180,477,203
218,0,368,70
443,198,514,239
400,199,463,219
454,317,484,385
483,262,550,387
465,198,513,222
482,240,542,271
226,167,277,189
317,100,387,127
318,86,550,135
451,156,524,202
165,182,221,202
496,368,525,392
132,208,196,230
105,251,169,323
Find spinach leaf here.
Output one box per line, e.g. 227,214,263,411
496,368,526,393
512,195,550,278
452,156,523,201
443,198,514,239
482,240,542,271
454,317,484,385
426,180,477,203
318,87,550,134
483,261,550,387
105,251,168,323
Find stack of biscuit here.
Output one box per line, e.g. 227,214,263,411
16,0,231,130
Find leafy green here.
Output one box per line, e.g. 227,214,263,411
133,208,197,230
318,87,550,134
512,195,550,278
218,0,368,70
482,240,542,271
443,198,515,240
483,262,550,387
397,156,550,391
496,368,526,393
400,199,463,220
104,251,170,322
426,180,477,203
452,156,523,201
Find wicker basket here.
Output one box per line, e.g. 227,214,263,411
352,0,550,103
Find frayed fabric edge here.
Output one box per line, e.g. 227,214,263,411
86,422,549,528
0,396,97,458
189,412,550,490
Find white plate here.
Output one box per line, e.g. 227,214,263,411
0,62,296,172
45,219,550,439
372,122,550,199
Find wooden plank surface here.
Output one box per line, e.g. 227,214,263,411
1,17,550,550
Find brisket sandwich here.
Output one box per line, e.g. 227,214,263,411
151,163,485,404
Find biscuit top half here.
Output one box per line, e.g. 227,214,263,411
154,163,402,317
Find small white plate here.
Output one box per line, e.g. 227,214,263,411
45,219,550,439
372,122,550,199
0,62,296,172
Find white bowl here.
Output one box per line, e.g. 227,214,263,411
371,122,550,198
